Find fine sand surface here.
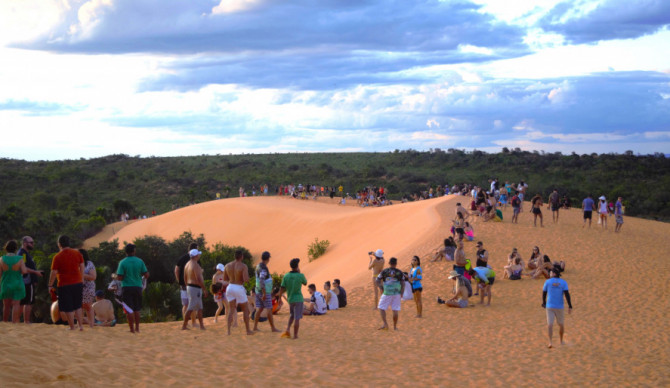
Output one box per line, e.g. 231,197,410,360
1,196,668,387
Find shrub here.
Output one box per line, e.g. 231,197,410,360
308,238,330,262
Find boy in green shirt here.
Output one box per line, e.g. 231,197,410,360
279,258,307,339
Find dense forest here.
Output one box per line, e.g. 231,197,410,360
1,149,669,253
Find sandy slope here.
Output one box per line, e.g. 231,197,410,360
1,196,668,387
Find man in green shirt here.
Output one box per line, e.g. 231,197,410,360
279,258,307,339
116,244,149,334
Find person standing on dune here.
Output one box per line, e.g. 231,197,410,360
279,258,307,339
368,249,385,310
542,268,572,348
181,249,207,330
224,250,254,336
376,257,405,331
116,243,149,334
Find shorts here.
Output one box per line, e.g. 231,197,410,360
513,207,520,215
518,193,524,201
180,289,189,307
584,210,592,219
58,283,84,313
412,287,422,293
551,205,559,211
457,299,468,308
122,286,143,313
186,285,203,311
455,228,464,235
487,277,495,286
21,283,35,305
616,215,624,224
532,207,541,215
546,308,565,325
289,302,304,320
255,292,272,309
226,284,248,303
378,294,401,311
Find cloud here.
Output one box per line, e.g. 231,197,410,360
539,0,670,43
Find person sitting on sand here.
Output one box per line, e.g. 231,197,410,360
464,222,474,241
323,281,338,311
92,290,116,327
528,247,542,270
332,279,347,308
304,284,327,316
469,266,495,305
506,248,524,268
503,255,524,280
482,205,496,222
531,255,554,279
439,270,472,308
272,287,285,314
432,237,456,262
453,212,466,241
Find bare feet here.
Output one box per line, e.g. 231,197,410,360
246,330,255,335
271,328,281,333
548,343,553,348
253,328,261,332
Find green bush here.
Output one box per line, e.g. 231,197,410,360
308,238,330,262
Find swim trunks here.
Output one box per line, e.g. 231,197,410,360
255,291,272,309
186,285,203,311
457,299,468,308
180,289,189,307
226,284,248,303
289,302,303,320
378,294,401,311
20,283,35,305
58,283,83,313
412,287,423,293
546,308,565,325
513,207,520,215
453,265,465,276
551,205,559,211
122,286,142,312
583,210,592,219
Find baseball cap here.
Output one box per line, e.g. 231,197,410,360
95,290,104,298
189,249,202,257
216,263,225,271
375,249,384,258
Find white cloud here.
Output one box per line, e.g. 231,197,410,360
212,0,264,14
426,119,440,128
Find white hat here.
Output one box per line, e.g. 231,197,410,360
375,249,384,258
189,249,202,257
216,263,225,271
599,196,606,200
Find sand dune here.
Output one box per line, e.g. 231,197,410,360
2,196,668,387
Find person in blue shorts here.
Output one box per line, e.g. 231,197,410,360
542,268,573,348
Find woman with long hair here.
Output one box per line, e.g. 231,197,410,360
80,249,97,328
409,256,423,318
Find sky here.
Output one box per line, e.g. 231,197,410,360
0,0,669,161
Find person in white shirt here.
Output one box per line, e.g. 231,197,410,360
323,281,339,310
304,284,327,315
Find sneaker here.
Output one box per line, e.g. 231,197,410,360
437,297,445,305
280,331,291,339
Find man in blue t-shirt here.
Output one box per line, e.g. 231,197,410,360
582,194,595,228
542,269,572,348
615,196,624,233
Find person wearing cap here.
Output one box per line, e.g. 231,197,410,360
116,243,149,333
212,263,232,324
368,249,385,310
279,258,307,339
375,257,405,330
175,242,199,322
445,270,471,308
92,290,116,327
542,268,572,348
598,195,609,230
182,249,208,330
253,252,280,332
582,194,595,228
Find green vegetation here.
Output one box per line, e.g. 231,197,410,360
308,238,331,262
28,231,255,324
1,150,669,254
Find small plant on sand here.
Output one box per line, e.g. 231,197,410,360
308,238,330,262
